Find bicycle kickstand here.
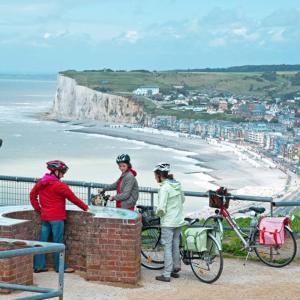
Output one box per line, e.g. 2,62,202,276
243,250,251,267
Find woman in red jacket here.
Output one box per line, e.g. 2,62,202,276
30,160,89,273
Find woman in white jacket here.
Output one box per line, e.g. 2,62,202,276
153,163,185,282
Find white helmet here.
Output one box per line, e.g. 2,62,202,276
153,162,170,172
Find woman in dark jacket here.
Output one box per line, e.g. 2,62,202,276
99,154,139,210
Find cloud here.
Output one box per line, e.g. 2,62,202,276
268,27,286,42
122,30,139,43
209,38,226,47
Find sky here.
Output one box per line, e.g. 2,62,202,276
1,0,300,73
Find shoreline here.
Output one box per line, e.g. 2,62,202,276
66,124,291,196
38,116,300,216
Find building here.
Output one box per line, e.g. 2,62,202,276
152,116,176,129
133,85,159,96
218,100,228,112
244,124,268,147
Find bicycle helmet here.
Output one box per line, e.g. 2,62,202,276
153,162,170,172
46,160,69,173
116,154,130,164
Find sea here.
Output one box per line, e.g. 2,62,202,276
0,75,212,214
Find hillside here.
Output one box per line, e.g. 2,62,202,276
61,69,300,99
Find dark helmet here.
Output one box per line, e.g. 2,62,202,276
46,160,69,173
116,154,130,164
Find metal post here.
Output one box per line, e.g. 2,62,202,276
270,200,273,217
87,186,91,205
150,192,154,207
58,250,65,300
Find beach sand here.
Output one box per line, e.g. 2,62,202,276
66,123,293,217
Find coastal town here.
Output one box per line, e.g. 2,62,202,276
132,83,300,175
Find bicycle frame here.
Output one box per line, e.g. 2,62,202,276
219,207,252,249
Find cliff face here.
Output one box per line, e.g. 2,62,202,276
51,75,145,123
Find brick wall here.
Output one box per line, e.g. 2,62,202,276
0,242,33,294
86,216,141,284
0,208,141,286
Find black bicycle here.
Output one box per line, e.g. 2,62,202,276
137,205,223,284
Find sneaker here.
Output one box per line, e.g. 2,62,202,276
64,267,75,273
171,272,180,278
34,268,48,273
155,275,171,282
173,268,181,273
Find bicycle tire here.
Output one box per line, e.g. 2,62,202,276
141,226,164,270
190,234,223,284
254,226,297,268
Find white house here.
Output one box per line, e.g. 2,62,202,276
133,85,159,96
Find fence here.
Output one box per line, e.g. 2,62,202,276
0,238,65,300
1,175,300,214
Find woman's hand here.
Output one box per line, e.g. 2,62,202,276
98,188,104,194
109,195,114,201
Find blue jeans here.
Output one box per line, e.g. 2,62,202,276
34,220,66,272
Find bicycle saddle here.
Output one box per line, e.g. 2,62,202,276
249,206,265,214
136,205,154,211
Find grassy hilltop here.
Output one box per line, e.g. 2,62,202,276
61,68,300,98
60,68,300,121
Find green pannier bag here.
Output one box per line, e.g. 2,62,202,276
183,227,208,252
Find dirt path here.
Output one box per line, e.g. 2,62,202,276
1,258,299,300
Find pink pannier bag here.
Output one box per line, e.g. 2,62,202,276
259,217,290,246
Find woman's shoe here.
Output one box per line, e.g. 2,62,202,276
171,272,180,278
155,275,170,282
64,267,75,273
34,268,48,273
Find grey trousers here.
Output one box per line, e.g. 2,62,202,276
161,227,181,277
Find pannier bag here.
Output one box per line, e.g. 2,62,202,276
183,227,208,252
259,217,290,246
208,187,230,209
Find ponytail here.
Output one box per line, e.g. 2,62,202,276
154,170,174,180
167,174,174,180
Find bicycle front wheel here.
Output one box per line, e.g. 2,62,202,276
141,226,164,270
254,226,297,268
190,234,223,284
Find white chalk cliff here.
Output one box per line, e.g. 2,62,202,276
50,75,145,123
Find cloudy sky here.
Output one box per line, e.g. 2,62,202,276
1,0,300,73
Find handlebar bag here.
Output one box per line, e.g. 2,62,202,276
259,217,290,246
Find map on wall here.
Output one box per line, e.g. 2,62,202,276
88,206,138,220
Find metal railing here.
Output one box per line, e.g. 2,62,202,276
0,175,299,216
0,238,65,300
0,175,300,216
0,175,158,208
0,175,300,241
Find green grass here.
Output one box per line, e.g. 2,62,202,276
60,70,300,120
220,216,300,257
61,70,300,98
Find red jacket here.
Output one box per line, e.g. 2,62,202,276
30,174,88,221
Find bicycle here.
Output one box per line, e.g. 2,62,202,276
203,189,297,267
90,191,110,207
137,205,223,284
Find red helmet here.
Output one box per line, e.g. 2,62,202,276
46,160,69,173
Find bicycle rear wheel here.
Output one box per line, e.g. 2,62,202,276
254,226,297,267
141,226,164,270
190,234,223,284
203,216,223,241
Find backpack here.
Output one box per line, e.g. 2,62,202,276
259,217,290,246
